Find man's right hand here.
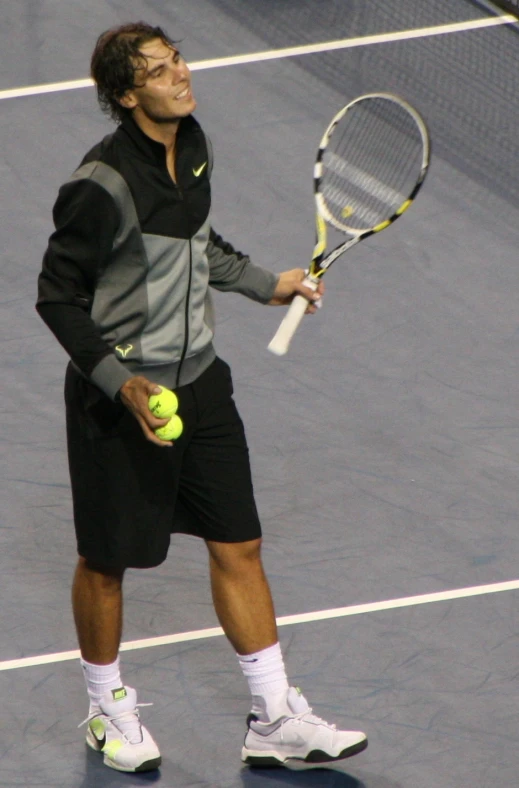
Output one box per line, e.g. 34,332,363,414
119,376,174,447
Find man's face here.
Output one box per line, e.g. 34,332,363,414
123,38,196,123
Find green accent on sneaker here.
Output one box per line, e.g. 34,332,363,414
90,718,106,738
112,688,127,701
295,687,303,696
104,740,124,760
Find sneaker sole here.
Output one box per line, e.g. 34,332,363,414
242,736,368,767
104,755,162,773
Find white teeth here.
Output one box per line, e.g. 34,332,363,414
176,88,189,99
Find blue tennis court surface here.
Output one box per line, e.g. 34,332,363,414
2,2,519,786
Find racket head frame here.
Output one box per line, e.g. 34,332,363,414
310,92,430,278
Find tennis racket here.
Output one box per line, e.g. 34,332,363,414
268,92,430,356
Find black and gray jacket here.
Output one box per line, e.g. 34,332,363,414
36,115,278,399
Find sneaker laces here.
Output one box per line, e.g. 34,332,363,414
282,706,337,731
79,702,153,744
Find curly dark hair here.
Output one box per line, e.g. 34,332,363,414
90,22,178,123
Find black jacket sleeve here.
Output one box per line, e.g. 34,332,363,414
36,177,121,380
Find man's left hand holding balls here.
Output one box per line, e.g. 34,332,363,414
119,377,183,447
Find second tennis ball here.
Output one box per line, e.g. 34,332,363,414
148,386,178,419
155,414,184,441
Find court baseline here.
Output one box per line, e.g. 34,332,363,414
2,578,518,671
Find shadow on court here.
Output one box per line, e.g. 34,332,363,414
241,765,407,788
81,747,400,787
240,765,367,788
81,747,163,787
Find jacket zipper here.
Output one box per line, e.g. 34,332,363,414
176,236,192,388
168,149,192,389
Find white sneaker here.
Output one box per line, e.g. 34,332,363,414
241,687,367,766
84,686,161,772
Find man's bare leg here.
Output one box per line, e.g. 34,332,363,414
206,538,278,655
72,557,162,771
206,537,293,728
72,556,124,664
208,541,369,764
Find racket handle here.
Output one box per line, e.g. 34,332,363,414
268,277,318,356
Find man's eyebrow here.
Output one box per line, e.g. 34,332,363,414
144,48,180,76
146,62,165,76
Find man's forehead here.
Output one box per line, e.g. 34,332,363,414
137,38,177,62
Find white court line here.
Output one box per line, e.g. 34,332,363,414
2,578,519,672
0,15,515,102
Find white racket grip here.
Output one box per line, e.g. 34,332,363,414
267,277,318,356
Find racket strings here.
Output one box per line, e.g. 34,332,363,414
320,97,425,231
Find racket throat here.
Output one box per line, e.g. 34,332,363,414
310,214,327,277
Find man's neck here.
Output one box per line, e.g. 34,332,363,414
132,111,180,155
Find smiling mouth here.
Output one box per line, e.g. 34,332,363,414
175,87,191,100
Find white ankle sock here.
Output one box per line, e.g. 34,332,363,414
237,642,290,722
80,656,122,713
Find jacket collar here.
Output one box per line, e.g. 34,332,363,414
117,114,202,164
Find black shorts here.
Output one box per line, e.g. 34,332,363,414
65,357,262,570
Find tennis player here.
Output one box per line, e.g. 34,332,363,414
36,22,367,773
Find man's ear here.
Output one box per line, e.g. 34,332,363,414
118,91,137,110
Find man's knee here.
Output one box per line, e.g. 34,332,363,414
206,537,263,572
75,556,125,592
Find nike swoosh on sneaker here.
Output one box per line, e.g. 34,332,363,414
90,725,107,750
249,719,306,747
281,731,307,748
193,162,207,177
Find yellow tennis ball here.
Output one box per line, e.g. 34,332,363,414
155,414,183,441
148,387,179,419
